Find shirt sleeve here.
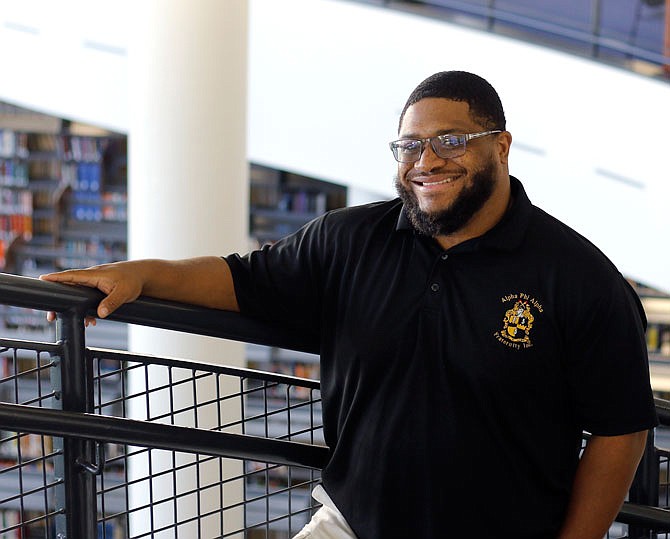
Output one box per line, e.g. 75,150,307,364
224,214,328,337
565,272,658,436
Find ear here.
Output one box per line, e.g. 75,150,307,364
496,131,512,165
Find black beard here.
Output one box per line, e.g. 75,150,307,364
395,163,496,237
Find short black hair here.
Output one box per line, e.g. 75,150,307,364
398,71,506,133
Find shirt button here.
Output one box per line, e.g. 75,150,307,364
431,283,440,292
441,253,449,260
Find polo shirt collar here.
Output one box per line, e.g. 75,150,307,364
396,175,532,252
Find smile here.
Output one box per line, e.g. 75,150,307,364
412,176,459,187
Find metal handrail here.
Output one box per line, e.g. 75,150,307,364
0,271,325,538
2,271,670,534
0,272,319,354
380,0,670,70
618,503,670,531
0,401,329,469
0,400,666,528
0,271,325,468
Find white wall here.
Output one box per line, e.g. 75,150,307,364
247,0,670,293
1,0,668,292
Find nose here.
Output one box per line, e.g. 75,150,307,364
413,140,446,172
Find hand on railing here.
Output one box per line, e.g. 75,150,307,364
40,261,147,325
39,256,239,325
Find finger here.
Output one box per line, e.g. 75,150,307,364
41,269,119,317
98,289,122,318
46,311,98,326
84,316,97,327
40,266,140,319
98,301,111,318
39,269,103,288
96,282,140,318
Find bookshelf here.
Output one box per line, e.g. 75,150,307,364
246,164,342,534
249,163,346,247
1,131,127,276
1,105,128,349
246,162,345,387
633,280,670,397
629,281,670,360
1,105,127,538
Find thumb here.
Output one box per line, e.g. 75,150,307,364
96,283,140,318
97,302,112,319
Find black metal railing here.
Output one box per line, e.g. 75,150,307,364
372,0,669,76
2,271,670,538
0,273,327,538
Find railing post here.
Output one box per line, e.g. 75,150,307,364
628,428,659,539
590,0,602,57
52,310,97,539
486,0,496,32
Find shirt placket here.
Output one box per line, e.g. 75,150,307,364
424,251,449,314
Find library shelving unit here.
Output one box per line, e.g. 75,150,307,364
249,163,347,248
0,116,128,349
1,106,128,536
247,162,347,382
633,280,670,397
246,164,345,535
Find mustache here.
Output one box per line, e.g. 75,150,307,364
394,163,496,237
405,168,467,182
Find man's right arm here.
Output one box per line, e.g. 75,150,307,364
40,256,239,320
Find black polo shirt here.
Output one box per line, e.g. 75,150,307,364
226,177,657,539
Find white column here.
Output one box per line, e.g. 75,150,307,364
127,2,248,537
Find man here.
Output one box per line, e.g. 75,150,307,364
43,71,657,538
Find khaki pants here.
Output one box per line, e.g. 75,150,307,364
292,485,357,539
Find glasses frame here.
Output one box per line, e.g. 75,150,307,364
389,130,502,163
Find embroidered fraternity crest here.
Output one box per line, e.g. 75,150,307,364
494,294,541,350
501,300,534,344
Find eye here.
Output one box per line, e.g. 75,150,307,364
436,134,463,148
396,140,421,152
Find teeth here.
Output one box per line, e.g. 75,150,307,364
420,178,454,186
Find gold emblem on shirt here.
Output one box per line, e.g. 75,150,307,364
494,293,542,350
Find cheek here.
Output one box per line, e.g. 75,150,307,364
460,156,486,175
398,164,414,181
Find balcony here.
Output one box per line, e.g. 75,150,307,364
1,272,669,538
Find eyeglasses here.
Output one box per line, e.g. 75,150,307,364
389,130,502,163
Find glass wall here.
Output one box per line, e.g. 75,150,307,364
383,0,668,75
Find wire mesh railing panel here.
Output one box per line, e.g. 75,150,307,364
4,274,670,537
0,341,62,538
89,349,324,538
655,443,670,539
658,428,670,510
241,379,323,537
96,447,250,539
656,444,670,539
6,336,669,537
243,461,320,538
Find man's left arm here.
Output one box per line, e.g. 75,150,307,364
557,430,648,539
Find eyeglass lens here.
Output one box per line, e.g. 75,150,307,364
391,135,466,163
